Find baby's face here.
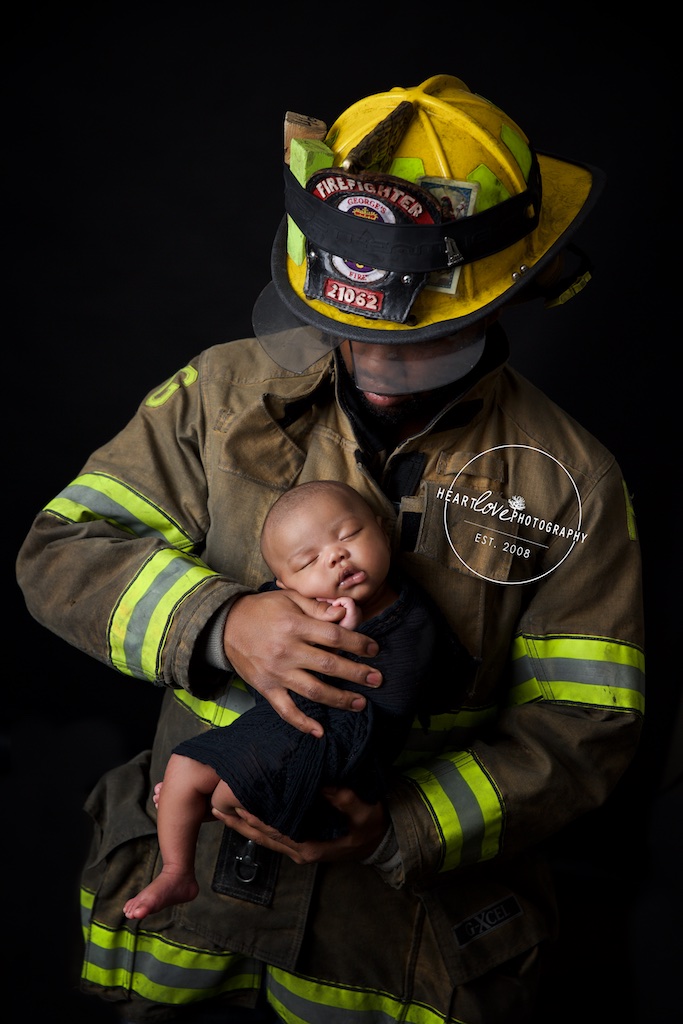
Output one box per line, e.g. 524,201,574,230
267,491,390,604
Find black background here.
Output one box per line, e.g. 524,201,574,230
9,7,679,1023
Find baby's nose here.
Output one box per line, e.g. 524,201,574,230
327,545,347,566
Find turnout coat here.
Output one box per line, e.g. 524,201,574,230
17,326,645,1022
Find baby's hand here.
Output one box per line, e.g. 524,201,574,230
153,781,163,809
318,597,362,631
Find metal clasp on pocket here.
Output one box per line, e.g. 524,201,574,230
234,839,259,882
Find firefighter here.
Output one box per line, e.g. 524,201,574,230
16,75,645,1023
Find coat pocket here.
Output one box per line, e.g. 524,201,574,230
415,854,558,986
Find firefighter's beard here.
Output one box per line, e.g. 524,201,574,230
354,389,443,427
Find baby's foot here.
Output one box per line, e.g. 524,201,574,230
123,870,199,920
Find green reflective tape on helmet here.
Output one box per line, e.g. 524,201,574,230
109,549,218,680
509,634,645,713
173,678,255,727
45,472,195,551
467,163,512,211
405,750,503,872
501,123,533,180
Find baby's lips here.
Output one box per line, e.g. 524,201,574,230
338,568,366,588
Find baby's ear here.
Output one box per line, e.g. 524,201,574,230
275,578,287,591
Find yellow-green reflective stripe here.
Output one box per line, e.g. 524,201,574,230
174,678,255,727
396,706,498,769
110,550,217,680
414,706,498,735
444,706,497,731
146,364,199,408
267,966,449,1024
81,910,259,1004
622,479,638,541
405,752,502,872
501,124,533,180
175,691,499,744
81,885,95,935
44,473,194,551
468,165,510,211
509,634,645,713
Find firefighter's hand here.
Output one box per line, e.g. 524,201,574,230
223,590,382,736
211,787,388,864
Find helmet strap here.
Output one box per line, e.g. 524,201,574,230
283,157,542,275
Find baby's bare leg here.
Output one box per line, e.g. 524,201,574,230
123,754,221,920
211,777,242,817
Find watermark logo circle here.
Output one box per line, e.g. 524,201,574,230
442,444,583,585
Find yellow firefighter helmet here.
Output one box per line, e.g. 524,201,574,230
254,74,603,368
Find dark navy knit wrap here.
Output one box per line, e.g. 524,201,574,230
174,575,473,841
